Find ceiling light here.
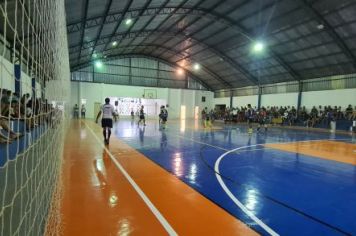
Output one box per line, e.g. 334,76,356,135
252,41,264,53
193,63,200,70
125,18,132,25
95,60,103,68
177,68,184,75
317,24,324,30
112,41,118,46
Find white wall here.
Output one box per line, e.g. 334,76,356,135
301,88,356,110
195,90,213,114
0,56,15,91
213,97,230,107
21,72,32,96
71,81,214,119
168,88,181,119
213,88,356,111
1,55,41,97
233,95,258,108
181,89,195,118
261,93,298,108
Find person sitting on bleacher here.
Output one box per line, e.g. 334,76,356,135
0,89,22,143
351,106,356,121
346,105,353,120
24,96,36,130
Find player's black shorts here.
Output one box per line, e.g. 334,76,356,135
139,115,145,120
101,118,113,128
248,118,253,123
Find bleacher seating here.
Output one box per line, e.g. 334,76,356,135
0,119,48,167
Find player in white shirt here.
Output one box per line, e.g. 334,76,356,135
95,98,115,145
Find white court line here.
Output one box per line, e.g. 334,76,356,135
175,133,350,152
176,134,229,151
214,144,279,236
85,122,177,236
213,137,352,236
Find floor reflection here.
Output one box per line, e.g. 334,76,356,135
139,126,145,146
93,149,118,208
173,153,183,177
160,131,167,151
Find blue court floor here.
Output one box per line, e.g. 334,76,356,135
112,119,356,236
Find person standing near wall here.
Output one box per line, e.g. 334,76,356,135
73,104,79,119
138,105,146,126
257,107,268,133
131,109,135,120
159,106,168,129
81,104,86,119
246,104,254,134
201,107,207,127
95,98,115,145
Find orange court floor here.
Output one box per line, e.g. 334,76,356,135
49,119,356,236
56,120,257,235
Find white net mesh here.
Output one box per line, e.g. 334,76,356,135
0,0,70,235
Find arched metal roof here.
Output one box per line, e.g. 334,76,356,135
66,0,356,90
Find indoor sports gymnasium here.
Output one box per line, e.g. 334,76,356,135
1,0,356,235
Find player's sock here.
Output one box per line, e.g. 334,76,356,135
103,129,106,140
108,129,111,139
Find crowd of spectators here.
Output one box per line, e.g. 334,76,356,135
213,104,356,128
0,87,60,144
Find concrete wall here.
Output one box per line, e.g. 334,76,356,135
70,81,214,119
213,89,356,111
0,55,41,97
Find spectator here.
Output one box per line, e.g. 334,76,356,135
345,105,353,120
0,89,22,141
201,107,207,124
81,104,86,119
351,106,356,121
310,106,318,118
73,104,79,118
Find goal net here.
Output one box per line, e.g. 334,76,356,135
0,0,70,235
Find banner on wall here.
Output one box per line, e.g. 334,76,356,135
109,97,166,116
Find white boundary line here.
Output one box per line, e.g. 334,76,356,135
85,122,177,236
213,137,352,236
214,144,279,236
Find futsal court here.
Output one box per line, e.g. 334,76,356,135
1,0,356,236
59,118,356,236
